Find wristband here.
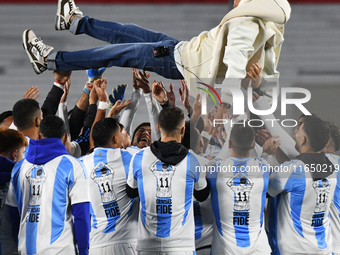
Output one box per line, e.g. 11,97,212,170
98,101,108,110
84,83,91,95
53,82,64,90
201,130,211,140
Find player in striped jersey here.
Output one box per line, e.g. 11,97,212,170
207,123,271,255
6,115,90,255
267,116,337,255
126,107,209,255
321,121,340,255
81,118,138,255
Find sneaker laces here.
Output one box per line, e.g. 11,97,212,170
69,1,80,16
34,38,50,56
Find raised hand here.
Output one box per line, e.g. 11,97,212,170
179,80,190,112
23,86,39,100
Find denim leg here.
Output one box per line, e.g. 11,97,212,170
73,16,179,44
47,40,184,80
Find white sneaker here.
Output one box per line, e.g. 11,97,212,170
55,0,83,30
22,29,54,75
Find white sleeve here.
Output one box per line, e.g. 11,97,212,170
120,88,142,136
223,24,259,79
143,92,161,142
57,102,70,138
70,141,82,158
127,154,139,189
220,23,259,105
5,182,17,207
252,96,299,158
68,159,90,205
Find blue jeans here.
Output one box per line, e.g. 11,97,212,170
47,16,184,80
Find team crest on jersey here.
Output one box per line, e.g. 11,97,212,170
312,178,331,213
150,160,176,198
227,173,254,211
25,165,47,206
91,162,116,203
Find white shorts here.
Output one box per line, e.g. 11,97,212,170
89,243,137,255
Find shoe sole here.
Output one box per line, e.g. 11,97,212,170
55,0,68,30
22,29,42,75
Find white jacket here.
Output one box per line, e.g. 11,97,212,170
180,0,291,100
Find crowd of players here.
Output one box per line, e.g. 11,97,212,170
0,65,340,255
1,0,340,254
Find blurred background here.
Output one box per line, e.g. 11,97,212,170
0,0,339,137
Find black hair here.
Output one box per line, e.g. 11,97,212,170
92,118,120,147
13,99,40,130
302,116,330,152
230,123,255,156
132,122,150,142
325,121,340,152
39,115,66,140
158,107,184,135
0,111,12,124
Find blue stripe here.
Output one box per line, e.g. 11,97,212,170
11,160,24,215
232,158,250,248
26,205,38,254
156,197,172,238
121,150,132,179
90,203,98,229
194,201,203,240
51,157,72,244
103,200,120,233
207,166,222,236
285,167,305,238
134,151,146,225
183,152,195,226
128,198,135,216
267,195,281,255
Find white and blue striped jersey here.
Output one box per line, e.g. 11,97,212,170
5,155,90,255
127,148,207,252
268,159,337,255
207,157,271,255
325,153,340,254
81,147,138,249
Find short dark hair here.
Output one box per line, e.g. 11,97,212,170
302,116,330,152
0,111,12,124
92,118,120,147
158,107,185,135
325,121,340,152
230,123,255,156
13,99,40,130
132,122,150,142
39,115,66,140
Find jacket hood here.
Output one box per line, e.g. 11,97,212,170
296,152,335,180
26,138,68,165
150,140,188,165
224,0,291,25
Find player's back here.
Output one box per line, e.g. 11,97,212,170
6,154,89,255
81,147,138,249
325,153,340,254
128,147,207,252
268,158,337,255
207,156,271,255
